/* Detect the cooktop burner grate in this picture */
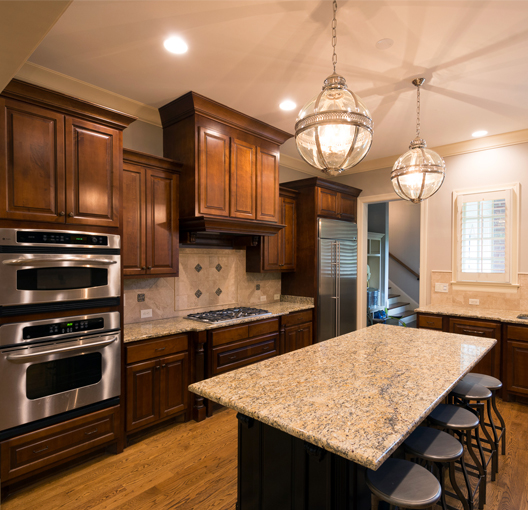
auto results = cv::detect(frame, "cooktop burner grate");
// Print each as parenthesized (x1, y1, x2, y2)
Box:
(186, 307, 271, 323)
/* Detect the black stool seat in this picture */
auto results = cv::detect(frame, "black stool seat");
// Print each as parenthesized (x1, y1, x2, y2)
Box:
(404, 426, 464, 462)
(451, 380, 492, 400)
(464, 373, 502, 392)
(429, 404, 479, 430)
(366, 458, 442, 509)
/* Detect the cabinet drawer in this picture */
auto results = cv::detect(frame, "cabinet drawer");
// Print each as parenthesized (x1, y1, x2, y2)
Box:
(211, 324, 249, 347)
(212, 334, 278, 375)
(281, 310, 313, 327)
(1, 406, 118, 481)
(449, 318, 500, 338)
(418, 314, 443, 330)
(127, 334, 188, 364)
(248, 318, 279, 338)
(506, 325, 528, 342)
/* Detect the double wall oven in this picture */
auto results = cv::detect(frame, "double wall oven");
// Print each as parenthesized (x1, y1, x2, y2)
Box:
(0, 229, 122, 437)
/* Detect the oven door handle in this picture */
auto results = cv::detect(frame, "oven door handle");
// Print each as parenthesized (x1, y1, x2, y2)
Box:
(2, 258, 117, 266)
(5, 336, 118, 361)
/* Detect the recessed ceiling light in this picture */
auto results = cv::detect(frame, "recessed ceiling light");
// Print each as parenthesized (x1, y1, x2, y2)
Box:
(279, 100, 297, 111)
(376, 38, 394, 50)
(164, 36, 188, 54)
(472, 130, 488, 138)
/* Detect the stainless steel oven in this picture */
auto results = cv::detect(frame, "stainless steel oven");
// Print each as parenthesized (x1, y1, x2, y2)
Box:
(0, 228, 120, 316)
(0, 312, 121, 432)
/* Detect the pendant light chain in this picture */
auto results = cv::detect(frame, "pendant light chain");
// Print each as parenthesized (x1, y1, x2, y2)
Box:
(416, 84, 421, 138)
(332, 0, 338, 73)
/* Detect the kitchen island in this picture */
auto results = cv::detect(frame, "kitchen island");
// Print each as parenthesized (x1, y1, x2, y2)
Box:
(189, 324, 496, 510)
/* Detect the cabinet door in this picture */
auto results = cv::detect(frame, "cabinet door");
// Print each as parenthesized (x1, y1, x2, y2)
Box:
(263, 233, 281, 271)
(297, 322, 313, 350)
(283, 325, 299, 354)
(123, 164, 146, 276)
(230, 138, 256, 219)
(65, 117, 120, 227)
(160, 352, 189, 419)
(449, 318, 501, 378)
(281, 196, 296, 270)
(505, 340, 528, 396)
(256, 147, 279, 223)
(1, 99, 65, 223)
(198, 127, 230, 217)
(146, 169, 179, 276)
(338, 193, 356, 222)
(317, 188, 339, 217)
(126, 360, 159, 432)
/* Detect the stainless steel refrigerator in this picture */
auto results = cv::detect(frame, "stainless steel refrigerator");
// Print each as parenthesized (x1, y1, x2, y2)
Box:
(318, 218, 357, 341)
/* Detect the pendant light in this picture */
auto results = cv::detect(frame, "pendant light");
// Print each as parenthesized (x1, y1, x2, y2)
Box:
(294, 0, 373, 177)
(391, 78, 446, 203)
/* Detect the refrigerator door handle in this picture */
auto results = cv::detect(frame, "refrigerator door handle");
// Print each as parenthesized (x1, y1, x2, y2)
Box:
(337, 242, 341, 336)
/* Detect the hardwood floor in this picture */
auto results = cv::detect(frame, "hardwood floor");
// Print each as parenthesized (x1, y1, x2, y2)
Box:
(2, 400, 528, 510)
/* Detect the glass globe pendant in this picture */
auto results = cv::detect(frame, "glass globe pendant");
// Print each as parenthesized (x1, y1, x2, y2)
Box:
(294, 1, 373, 177)
(391, 78, 446, 204)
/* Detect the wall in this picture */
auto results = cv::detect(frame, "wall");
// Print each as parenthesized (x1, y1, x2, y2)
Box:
(279, 166, 311, 183)
(123, 120, 163, 157)
(335, 142, 528, 307)
(124, 248, 281, 324)
(388, 200, 420, 302)
(368, 202, 388, 234)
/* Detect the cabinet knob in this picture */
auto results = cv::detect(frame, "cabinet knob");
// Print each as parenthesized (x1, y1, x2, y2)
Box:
(141, 266, 146, 270)
(59, 211, 65, 216)
(162, 364, 166, 368)
(148, 266, 152, 270)
(156, 366, 160, 370)
(68, 212, 74, 217)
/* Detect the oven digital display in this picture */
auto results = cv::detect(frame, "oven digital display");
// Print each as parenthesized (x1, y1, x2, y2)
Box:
(22, 317, 105, 340)
(17, 231, 108, 246)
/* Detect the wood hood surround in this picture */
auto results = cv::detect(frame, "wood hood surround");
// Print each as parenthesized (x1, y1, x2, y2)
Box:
(159, 92, 293, 243)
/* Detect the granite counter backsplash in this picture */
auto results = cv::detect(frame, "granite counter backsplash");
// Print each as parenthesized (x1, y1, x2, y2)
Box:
(416, 304, 528, 325)
(124, 301, 314, 343)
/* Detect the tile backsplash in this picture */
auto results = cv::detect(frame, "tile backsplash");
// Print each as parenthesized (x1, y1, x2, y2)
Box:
(124, 248, 281, 324)
(430, 271, 528, 310)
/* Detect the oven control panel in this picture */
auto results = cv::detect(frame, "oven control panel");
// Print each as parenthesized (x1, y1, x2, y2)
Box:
(17, 231, 109, 246)
(23, 318, 105, 340)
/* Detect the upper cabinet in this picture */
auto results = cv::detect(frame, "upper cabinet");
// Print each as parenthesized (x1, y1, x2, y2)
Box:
(0, 80, 135, 228)
(123, 149, 181, 278)
(316, 186, 358, 222)
(159, 92, 291, 240)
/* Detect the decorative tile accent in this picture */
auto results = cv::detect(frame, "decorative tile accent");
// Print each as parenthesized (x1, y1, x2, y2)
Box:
(195, 264, 203, 273)
(216, 263, 222, 272)
(216, 288, 222, 296)
(256, 284, 261, 290)
(195, 289, 202, 298)
(137, 293, 145, 302)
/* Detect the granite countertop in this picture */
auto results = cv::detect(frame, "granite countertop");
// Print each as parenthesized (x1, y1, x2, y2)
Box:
(189, 324, 495, 470)
(416, 304, 528, 325)
(124, 301, 314, 343)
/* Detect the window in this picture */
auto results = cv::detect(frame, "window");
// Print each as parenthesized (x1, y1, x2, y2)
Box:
(452, 184, 520, 286)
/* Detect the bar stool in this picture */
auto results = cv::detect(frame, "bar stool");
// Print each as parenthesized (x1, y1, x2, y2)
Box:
(463, 373, 506, 457)
(450, 380, 497, 482)
(428, 404, 485, 510)
(366, 458, 441, 509)
(403, 426, 469, 510)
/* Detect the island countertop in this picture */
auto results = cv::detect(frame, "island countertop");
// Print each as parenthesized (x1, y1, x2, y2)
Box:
(189, 324, 495, 470)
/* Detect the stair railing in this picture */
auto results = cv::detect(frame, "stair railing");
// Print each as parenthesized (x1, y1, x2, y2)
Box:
(389, 252, 419, 280)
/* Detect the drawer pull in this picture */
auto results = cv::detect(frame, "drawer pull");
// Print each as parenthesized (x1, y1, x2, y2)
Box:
(85, 428, 98, 436)
(33, 446, 49, 454)
(228, 355, 237, 360)
(426, 321, 435, 325)
(155, 347, 166, 351)
(263, 346, 270, 350)
(462, 329, 486, 336)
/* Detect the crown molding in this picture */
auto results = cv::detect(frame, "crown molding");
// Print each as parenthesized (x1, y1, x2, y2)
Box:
(14, 62, 161, 127)
(344, 128, 528, 175)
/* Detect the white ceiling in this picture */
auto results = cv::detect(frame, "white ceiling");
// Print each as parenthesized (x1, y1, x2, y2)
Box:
(24, 0, 528, 171)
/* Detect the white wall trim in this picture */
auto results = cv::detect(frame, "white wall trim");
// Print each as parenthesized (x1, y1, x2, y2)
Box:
(15, 62, 162, 127)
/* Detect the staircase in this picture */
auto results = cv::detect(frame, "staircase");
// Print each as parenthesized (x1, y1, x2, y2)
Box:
(386, 291, 417, 328)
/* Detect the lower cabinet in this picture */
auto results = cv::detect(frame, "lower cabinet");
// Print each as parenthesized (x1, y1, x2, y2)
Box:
(1, 406, 119, 486)
(504, 325, 528, 397)
(280, 310, 314, 354)
(126, 334, 189, 434)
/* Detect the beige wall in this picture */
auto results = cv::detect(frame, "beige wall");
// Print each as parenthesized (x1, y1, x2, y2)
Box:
(335, 142, 528, 305)
(123, 120, 163, 157)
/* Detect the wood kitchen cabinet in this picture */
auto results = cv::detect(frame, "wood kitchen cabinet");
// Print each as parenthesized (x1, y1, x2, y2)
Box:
(0, 81, 135, 227)
(317, 186, 358, 222)
(122, 149, 181, 277)
(246, 187, 297, 273)
(504, 325, 528, 398)
(126, 334, 189, 434)
(280, 310, 314, 354)
(159, 92, 291, 241)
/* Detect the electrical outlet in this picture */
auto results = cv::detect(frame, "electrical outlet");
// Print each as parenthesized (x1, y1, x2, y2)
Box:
(274, 294, 280, 301)
(434, 283, 449, 293)
(260, 295, 266, 302)
(141, 309, 153, 318)
(469, 299, 479, 305)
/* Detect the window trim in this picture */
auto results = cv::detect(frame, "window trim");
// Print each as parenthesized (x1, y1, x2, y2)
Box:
(451, 182, 520, 290)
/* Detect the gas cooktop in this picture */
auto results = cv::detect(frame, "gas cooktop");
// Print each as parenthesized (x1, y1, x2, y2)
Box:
(186, 307, 271, 323)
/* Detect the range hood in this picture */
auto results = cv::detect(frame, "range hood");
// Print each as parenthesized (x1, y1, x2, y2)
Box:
(159, 92, 292, 243)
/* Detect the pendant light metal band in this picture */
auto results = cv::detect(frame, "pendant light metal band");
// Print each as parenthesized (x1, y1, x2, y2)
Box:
(332, 0, 338, 73)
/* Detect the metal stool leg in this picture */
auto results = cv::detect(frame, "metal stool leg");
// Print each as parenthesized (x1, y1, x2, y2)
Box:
(491, 391, 507, 455)
(449, 457, 470, 510)
(435, 462, 447, 510)
(466, 427, 485, 510)
(486, 397, 500, 476)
